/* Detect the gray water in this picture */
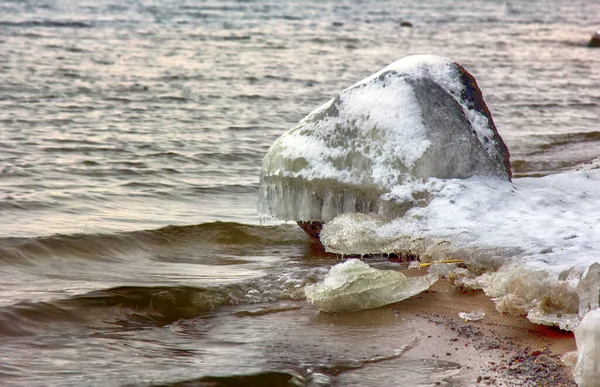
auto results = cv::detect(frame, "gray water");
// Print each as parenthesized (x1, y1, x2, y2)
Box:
(0, 0, 599, 385)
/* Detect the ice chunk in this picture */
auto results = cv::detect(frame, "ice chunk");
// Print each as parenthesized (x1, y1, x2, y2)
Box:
(578, 263, 600, 318)
(458, 310, 485, 322)
(574, 309, 600, 386)
(258, 55, 510, 222)
(304, 259, 436, 313)
(527, 309, 579, 331)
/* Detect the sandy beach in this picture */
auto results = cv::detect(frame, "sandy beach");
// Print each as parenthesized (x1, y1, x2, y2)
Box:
(393, 273, 577, 386)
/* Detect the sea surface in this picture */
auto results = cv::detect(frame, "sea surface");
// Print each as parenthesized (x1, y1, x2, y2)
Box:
(0, 0, 599, 385)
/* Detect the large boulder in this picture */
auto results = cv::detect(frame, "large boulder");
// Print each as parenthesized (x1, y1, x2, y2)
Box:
(258, 55, 511, 224)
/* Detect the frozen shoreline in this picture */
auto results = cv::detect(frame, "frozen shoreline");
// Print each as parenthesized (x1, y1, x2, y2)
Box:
(319, 169, 600, 330)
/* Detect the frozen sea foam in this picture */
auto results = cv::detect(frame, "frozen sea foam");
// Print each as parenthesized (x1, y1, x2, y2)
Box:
(258, 55, 510, 222)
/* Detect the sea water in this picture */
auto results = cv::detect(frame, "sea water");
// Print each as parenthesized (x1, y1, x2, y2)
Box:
(0, 0, 599, 385)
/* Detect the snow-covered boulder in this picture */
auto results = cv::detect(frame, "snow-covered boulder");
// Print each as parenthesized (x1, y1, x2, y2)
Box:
(258, 55, 511, 223)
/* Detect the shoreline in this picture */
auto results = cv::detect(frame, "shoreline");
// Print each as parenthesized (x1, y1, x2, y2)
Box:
(395, 275, 577, 386)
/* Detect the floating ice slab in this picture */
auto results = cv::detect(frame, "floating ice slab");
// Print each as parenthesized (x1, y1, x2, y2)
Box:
(258, 55, 510, 222)
(304, 259, 437, 313)
(320, 170, 600, 328)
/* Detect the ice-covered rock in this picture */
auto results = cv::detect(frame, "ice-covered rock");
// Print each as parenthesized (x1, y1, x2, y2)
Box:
(258, 55, 511, 222)
(574, 308, 600, 386)
(304, 259, 437, 313)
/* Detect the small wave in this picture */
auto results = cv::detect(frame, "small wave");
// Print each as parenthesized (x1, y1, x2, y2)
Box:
(44, 44, 88, 53)
(182, 11, 212, 19)
(74, 285, 232, 324)
(0, 265, 317, 336)
(152, 222, 308, 246)
(536, 131, 600, 152)
(0, 222, 309, 266)
(185, 34, 253, 41)
(220, 34, 251, 41)
(156, 370, 305, 387)
(227, 125, 260, 131)
(0, 20, 93, 28)
(0, 285, 233, 336)
(233, 94, 281, 101)
(513, 131, 600, 176)
(158, 95, 188, 102)
(180, 5, 246, 12)
(190, 184, 257, 194)
(281, 15, 304, 21)
(41, 145, 126, 154)
(0, 198, 56, 212)
(120, 181, 175, 189)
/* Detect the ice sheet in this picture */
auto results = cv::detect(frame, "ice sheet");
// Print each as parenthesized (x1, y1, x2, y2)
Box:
(320, 170, 600, 328)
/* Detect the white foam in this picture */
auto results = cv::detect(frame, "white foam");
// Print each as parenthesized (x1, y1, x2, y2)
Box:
(320, 169, 600, 328)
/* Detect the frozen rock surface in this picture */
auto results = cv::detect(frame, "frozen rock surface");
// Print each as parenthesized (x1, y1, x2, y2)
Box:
(304, 259, 436, 313)
(574, 309, 600, 386)
(258, 55, 511, 222)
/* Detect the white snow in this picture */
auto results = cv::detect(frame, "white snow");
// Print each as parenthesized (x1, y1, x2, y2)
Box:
(265, 65, 430, 187)
(320, 169, 600, 328)
(374, 55, 500, 165)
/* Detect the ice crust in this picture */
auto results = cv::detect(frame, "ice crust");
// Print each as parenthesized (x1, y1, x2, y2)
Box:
(320, 170, 600, 329)
(574, 309, 600, 386)
(304, 259, 437, 313)
(258, 55, 510, 222)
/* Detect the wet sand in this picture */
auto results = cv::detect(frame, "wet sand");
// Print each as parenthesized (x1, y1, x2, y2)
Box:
(396, 275, 577, 386)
